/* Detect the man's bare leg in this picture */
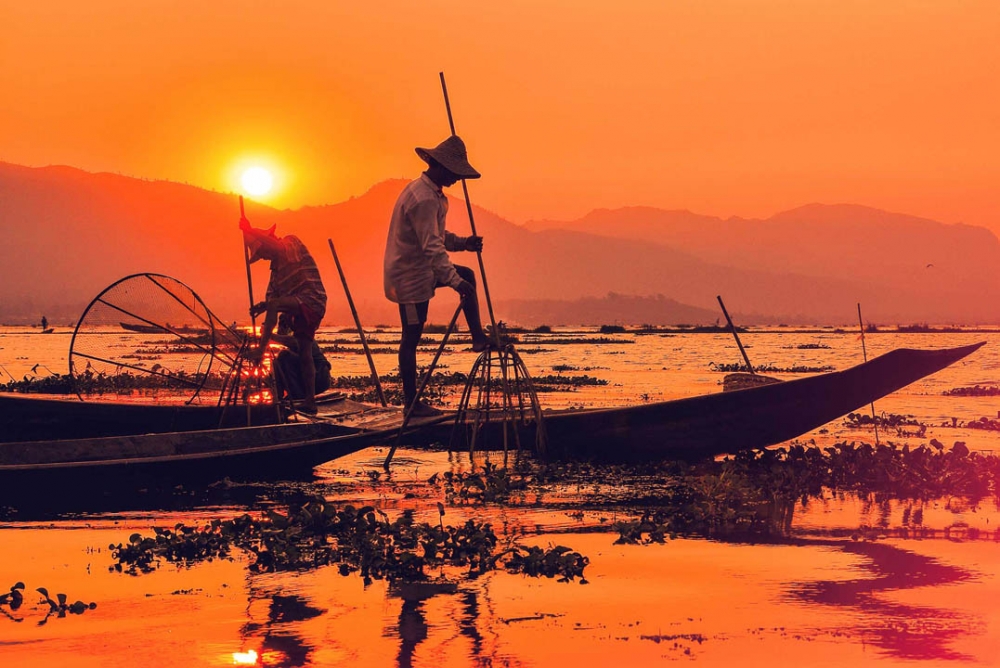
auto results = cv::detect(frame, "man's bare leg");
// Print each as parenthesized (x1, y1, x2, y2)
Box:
(455, 266, 488, 351)
(297, 334, 317, 412)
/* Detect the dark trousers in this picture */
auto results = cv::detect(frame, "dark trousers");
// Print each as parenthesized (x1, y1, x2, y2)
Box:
(398, 265, 484, 407)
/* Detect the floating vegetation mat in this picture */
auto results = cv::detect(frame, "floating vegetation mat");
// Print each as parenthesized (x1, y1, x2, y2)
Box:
(330, 371, 608, 405)
(433, 441, 1000, 546)
(0, 369, 228, 396)
(943, 384, 1000, 397)
(710, 361, 836, 373)
(845, 411, 1000, 434)
(109, 498, 589, 585)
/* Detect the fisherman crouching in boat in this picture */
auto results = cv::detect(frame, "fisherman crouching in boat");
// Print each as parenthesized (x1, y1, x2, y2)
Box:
(271, 313, 332, 403)
(383, 135, 489, 417)
(241, 218, 328, 415)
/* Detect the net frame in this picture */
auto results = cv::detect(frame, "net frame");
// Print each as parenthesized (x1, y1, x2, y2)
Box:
(68, 273, 242, 404)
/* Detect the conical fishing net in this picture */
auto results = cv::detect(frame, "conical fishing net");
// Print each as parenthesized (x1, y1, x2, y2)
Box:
(69, 273, 246, 403)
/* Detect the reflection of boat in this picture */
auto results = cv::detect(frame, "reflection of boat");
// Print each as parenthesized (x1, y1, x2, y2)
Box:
(119, 321, 208, 335)
(0, 343, 983, 481)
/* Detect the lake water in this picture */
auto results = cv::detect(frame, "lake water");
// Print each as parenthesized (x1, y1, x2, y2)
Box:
(2, 326, 1000, 666)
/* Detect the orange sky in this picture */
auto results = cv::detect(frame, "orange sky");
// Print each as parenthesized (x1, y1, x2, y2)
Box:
(2, 1, 999, 229)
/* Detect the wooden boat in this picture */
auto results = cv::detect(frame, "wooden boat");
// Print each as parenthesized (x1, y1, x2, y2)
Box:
(119, 321, 207, 335)
(0, 398, 448, 498)
(0, 343, 985, 492)
(0, 392, 286, 443)
(431, 342, 987, 461)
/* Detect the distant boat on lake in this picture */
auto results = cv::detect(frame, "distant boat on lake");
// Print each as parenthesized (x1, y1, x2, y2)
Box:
(119, 321, 207, 335)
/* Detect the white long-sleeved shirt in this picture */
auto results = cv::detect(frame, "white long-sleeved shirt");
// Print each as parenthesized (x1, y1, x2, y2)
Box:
(383, 174, 467, 304)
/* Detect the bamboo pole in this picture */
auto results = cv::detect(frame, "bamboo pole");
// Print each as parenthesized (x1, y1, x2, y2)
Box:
(239, 196, 282, 424)
(240, 196, 258, 344)
(328, 239, 386, 407)
(240, 196, 257, 424)
(439, 72, 518, 460)
(717, 295, 754, 374)
(857, 303, 880, 445)
(439, 72, 501, 347)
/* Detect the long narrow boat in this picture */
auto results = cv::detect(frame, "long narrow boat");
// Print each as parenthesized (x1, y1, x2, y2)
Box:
(0, 343, 985, 494)
(119, 321, 207, 335)
(0, 392, 284, 443)
(0, 399, 448, 501)
(430, 342, 987, 461)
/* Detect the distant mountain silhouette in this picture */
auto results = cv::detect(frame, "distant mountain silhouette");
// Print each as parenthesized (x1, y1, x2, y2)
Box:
(525, 204, 1000, 323)
(2, 162, 998, 327)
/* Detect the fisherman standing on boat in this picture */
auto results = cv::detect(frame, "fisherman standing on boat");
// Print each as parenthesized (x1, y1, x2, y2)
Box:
(384, 135, 489, 417)
(240, 219, 327, 415)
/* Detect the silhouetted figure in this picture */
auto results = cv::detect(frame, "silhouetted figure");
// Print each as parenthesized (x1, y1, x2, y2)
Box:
(384, 135, 488, 417)
(241, 218, 327, 414)
(40, 316, 48, 330)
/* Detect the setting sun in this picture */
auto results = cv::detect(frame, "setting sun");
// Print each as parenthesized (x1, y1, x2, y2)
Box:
(241, 167, 273, 197)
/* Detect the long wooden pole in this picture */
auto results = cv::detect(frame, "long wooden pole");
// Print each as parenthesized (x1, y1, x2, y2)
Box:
(439, 71, 501, 347)
(328, 239, 386, 407)
(239, 196, 257, 424)
(858, 303, 880, 444)
(240, 196, 258, 343)
(717, 295, 755, 374)
(439, 72, 519, 461)
(238, 197, 283, 424)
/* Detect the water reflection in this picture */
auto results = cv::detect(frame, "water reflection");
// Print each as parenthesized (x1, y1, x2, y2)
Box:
(787, 538, 978, 662)
(242, 590, 324, 667)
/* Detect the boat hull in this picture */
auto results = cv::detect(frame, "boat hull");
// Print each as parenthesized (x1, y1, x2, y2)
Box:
(0, 393, 281, 443)
(0, 343, 985, 498)
(428, 343, 986, 461)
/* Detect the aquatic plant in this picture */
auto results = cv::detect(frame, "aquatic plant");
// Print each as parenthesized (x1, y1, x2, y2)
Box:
(109, 496, 588, 584)
(442, 461, 531, 505)
(441, 442, 1000, 546)
(0, 582, 96, 624)
(843, 412, 927, 436)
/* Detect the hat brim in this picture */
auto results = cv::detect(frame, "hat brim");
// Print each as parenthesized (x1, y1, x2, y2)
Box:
(415, 147, 481, 179)
(243, 228, 273, 262)
(245, 238, 265, 262)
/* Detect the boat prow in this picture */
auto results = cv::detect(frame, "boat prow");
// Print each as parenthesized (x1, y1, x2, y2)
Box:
(534, 342, 986, 461)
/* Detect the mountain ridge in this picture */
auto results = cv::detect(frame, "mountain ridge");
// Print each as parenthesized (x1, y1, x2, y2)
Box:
(2, 161, 998, 326)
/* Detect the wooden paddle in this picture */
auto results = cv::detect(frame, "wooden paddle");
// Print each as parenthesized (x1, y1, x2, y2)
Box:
(328, 239, 386, 407)
(858, 303, 880, 445)
(717, 295, 754, 373)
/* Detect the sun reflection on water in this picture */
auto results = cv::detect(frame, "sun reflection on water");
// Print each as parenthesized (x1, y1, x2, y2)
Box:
(232, 648, 259, 665)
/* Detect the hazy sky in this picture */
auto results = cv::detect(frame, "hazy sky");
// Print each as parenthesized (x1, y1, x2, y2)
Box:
(3, 1, 999, 228)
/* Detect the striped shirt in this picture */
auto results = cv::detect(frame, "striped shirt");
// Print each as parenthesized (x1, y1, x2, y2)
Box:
(265, 235, 327, 319)
(383, 174, 468, 304)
